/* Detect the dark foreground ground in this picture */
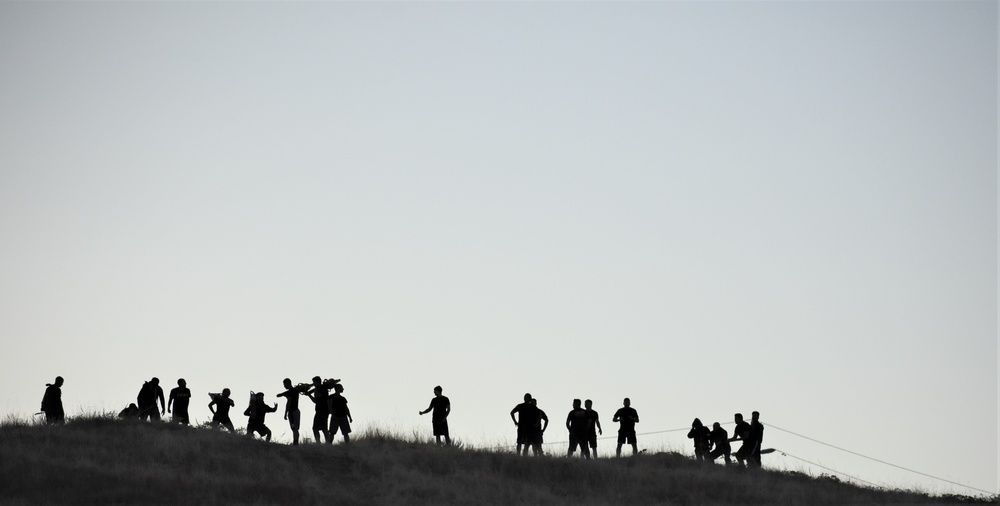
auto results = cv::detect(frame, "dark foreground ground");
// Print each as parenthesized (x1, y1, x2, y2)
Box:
(0, 415, 993, 505)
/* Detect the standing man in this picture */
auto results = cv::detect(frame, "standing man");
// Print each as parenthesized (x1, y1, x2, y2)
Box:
(612, 398, 639, 457)
(687, 418, 711, 461)
(527, 398, 548, 456)
(419, 385, 451, 446)
(40, 376, 64, 424)
(729, 413, 751, 467)
(208, 388, 236, 432)
(306, 376, 331, 444)
(137, 377, 165, 422)
(277, 378, 308, 445)
(509, 393, 533, 455)
(584, 399, 603, 458)
(566, 399, 591, 459)
(168, 379, 191, 425)
(328, 383, 353, 444)
(748, 411, 764, 468)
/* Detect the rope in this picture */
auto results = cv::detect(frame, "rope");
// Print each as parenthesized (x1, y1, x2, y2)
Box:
(776, 449, 884, 489)
(767, 423, 995, 495)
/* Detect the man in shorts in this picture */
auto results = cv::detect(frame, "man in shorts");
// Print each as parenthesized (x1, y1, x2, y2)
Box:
(613, 397, 639, 457)
(208, 388, 235, 432)
(729, 413, 752, 467)
(306, 376, 331, 444)
(527, 398, 549, 456)
(277, 378, 307, 445)
(509, 393, 533, 455)
(168, 378, 191, 425)
(327, 383, 352, 444)
(419, 385, 451, 446)
(566, 399, 591, 459)
(584, 399, 603, 458)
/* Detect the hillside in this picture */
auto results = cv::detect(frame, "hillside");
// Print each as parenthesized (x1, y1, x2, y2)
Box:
(0, 416, 991, 505)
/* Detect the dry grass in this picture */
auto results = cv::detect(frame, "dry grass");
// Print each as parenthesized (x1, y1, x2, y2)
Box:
(0, 414, 993, 505)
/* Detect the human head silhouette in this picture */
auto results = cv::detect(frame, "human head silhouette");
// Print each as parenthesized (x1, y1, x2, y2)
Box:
(623, 398, 631, 407)
(524, 393, 532, 402)
(585, 399, 593, 409)
(713, 422, 721, 430)
(751, 411, 759, 422)
(312, 376, 322, 386)
(333, 383, 344, 394)
(283, 378, 292, 389)
(692, 418, 703, 428)
(150, 377, 159, 385)
(178, 379, 186, 387)
(434, 385, 442, 396)
(735, 413, 744, 422)
(54, 376, 64, 387)
(222, 388, 231, 398)
(573, 399, 582, 409)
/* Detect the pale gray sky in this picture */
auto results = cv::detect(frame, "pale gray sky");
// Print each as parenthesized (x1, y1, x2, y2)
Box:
(0, 0, 996, 496)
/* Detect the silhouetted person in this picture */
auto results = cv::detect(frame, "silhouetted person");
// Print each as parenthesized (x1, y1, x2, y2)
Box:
(729, 413, 751, 466)
(419, 385, 451, 446)
(584, 399, 603, 458)
(168, 378, 191, 425)
(709, 422, 732, 465)
(528, 398, 549, 456)
(306, 376, 331, 443)
(277, 378, 309, 445)
(613, 398, 639, 457)
(208, 388, 235, 432)
(118, 403, 139, 419)
(748, 411, 764, 468)
(327, 383, 352, 444)
(509, 393, 533, 455)
(137, 377, 165, 422)
(687, 418, 711, 461)
(245, 392, 278, 442)
(40, 376, 64, 424)
(566, 399, 591, 459)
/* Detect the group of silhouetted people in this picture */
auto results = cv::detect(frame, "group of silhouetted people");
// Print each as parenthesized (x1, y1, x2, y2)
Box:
(510, 395, 641, 459)
(39, 376, 762, 467)
(688, 411, 764, 468)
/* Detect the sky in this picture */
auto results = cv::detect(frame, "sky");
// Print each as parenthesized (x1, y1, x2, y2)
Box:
(0, 0, 996, 497)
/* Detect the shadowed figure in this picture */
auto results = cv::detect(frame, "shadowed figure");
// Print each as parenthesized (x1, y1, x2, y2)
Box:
(528, 398, 549, 456)
(40, 376, 64, 424)
(709, 421, 732, 465)
(687, 418, 711, 461)
(168, 379, 191, 425)
(277, 379, 309, 445)
(748, 411, 764, 468)
(306, 376, 337, 444)
(566, 399, 591, 459)
(327, 383, 352, 444)
(509, 393, 533, 455)
(208, 388, 235, 432)
(137, 377, 165, 422)
(419, 385, 451, 446)
(584, 400, 603, 458)
(118, 403, 139, 419)
(613, 397, 639, 457)
(245, 392, 278, 442)
(729, 413, 751, 467)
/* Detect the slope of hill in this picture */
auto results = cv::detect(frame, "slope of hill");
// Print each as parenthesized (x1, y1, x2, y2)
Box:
(0, 415, 991, 505)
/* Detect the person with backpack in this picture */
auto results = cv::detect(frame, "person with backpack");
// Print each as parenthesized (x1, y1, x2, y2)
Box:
(245, 392, 278, 442)
(40, 376, 64, 424)
(137, 377, 165, 422)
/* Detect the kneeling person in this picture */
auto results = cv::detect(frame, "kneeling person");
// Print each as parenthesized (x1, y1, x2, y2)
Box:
(246, 392, 278, 442)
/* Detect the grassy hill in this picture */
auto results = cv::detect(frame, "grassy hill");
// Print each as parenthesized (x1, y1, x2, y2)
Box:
(0, 415, 992, 505)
